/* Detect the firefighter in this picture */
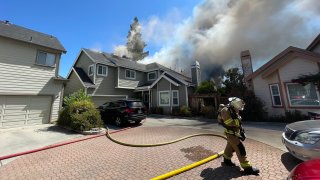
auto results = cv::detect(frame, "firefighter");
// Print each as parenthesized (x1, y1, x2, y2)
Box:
(218, 97, 260, 175)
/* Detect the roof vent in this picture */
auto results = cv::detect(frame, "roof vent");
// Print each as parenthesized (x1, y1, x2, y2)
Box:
(29, 36, 33, 42)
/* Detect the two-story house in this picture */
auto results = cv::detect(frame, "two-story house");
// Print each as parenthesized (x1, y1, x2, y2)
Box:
(65, 48, 201, 114)
(0, 20, 67, 128)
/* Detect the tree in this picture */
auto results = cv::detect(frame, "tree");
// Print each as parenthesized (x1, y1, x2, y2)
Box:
(126, 17, 149, 61)
(222, 67, 246, 96)
(195, 80, 217, 94)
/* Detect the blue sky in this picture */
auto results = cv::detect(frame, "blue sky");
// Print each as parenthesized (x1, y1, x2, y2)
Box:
(1, 0, 320, 79)
(1, 0, 199, 77)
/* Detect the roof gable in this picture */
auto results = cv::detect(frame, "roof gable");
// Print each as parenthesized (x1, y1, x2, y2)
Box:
(0, 20, 66, 53)
(247, 46, 320, 80)
(307, 33, 320, 51)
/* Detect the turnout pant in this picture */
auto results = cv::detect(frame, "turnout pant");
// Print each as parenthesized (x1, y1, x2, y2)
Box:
(223, 133, 251, 169)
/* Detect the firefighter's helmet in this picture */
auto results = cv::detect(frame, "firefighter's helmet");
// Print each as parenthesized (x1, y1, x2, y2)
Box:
(228, 97, 245, 111)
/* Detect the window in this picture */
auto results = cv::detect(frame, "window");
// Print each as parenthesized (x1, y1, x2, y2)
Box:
(88, 65, 94, 76)
(159, 91, 170, 106)
(269, 84, 282, 106)
(172, 90, 179, 106)
(286, 83, 320, 106)
(97, 65, 108, 76)
(36, 51, 56, 66)
(125, 69, 136, 79)
(148, 71, 157, 81)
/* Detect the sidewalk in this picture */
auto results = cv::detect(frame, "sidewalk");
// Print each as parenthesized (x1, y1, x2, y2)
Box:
(0, 124, 83, 166)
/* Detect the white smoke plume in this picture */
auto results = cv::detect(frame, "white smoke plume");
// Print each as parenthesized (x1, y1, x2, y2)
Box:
(141, 0, 320, 80)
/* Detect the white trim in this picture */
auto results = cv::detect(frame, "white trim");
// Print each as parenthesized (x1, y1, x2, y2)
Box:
(286, 83, 320, 107)
(116, 86, 136, 90)
(88, 64, 94, 76)
(125, 69, 136, 79)
(172, 90, 179, 106)
(97, 64, 108, 76)
(164, 71, 189, 85)
(67, 49, 96, 79)
(269, 84, 282, 106)
(158, 91, 170, 106)
(72, 68, 86, 88)
(147, 71, 157, 81)
(150, 72, 180, 88)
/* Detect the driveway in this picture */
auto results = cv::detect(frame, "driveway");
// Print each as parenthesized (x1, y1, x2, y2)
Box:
(0, 116, 300, 179)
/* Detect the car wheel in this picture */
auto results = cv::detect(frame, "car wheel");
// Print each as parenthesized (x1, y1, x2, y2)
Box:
(115, 117, 123, 127)
(134, 120, 141, 125)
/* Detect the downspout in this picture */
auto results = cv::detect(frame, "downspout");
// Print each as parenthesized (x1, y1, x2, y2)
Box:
(185, 85, 188, 107)
(170, 82, 172, 113)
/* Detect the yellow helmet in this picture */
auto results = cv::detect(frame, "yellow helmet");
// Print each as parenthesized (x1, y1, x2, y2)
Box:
(228, 97, 245, 111)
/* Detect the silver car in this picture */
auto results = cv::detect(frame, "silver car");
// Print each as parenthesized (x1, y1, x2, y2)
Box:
(282, 120, 320, 161)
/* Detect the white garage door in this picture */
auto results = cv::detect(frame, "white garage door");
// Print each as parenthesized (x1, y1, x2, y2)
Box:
(0, 96, 52, 128)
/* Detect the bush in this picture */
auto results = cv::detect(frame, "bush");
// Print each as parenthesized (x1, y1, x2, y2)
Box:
(150, 107, 163, 114)
(179, 105, 192, 117)
(58, 90, 103, 131)
(200, 106, 215, 119)
(241, 91, 267, 121)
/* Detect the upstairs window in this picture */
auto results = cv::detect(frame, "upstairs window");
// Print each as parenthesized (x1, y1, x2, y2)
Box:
(36, 51, 56, 67)
(148, 71, 157, 81)
(269, 84, 282, 106)
(125, 69, 136, 79)
(88, 65, 94, 76)
(97, 65, 108, 76)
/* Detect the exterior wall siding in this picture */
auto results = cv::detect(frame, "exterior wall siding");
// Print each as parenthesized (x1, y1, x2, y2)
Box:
(253, 57, 320, 117)
(118, 67, 146, 88)
(64, 71, 84, 96)
(75, 52, 94, 83)
(0, 36, 64, 123)
(278, 57, 320, 114)
(93, 66, 134, 97)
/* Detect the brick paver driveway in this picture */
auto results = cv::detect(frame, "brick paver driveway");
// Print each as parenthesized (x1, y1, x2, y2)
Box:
(0, 126, 300, 180)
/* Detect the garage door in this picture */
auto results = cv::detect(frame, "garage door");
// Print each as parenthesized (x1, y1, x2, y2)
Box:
(91, 96, 127, 107)
(0, 96, 52, 128)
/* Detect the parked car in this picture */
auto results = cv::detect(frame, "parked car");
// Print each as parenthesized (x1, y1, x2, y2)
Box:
(287, 159, 320, 180)
(98, 99, 147, 127)
(282, 120, 320, 161)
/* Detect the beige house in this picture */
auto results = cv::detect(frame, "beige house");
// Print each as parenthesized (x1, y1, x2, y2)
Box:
(0, 20, 67, 128)
(245, 34, 320, 117)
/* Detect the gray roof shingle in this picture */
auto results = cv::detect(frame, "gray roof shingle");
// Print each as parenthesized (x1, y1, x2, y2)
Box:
(81, 48, 192, 83)
(0, 20, 66, 52)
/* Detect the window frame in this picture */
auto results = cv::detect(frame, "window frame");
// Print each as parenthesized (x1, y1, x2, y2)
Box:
(88, 65, 94, 76)
(172, 90, 179, 106)
(286, 82, 320, 107)
(159, 91, 170, 106)
(97, 64, 108, 76)
(35, 50, 56, 67)
(125, 69, 136, 80)
(147, 71, 157, 81)
(269, 83, 282, 107)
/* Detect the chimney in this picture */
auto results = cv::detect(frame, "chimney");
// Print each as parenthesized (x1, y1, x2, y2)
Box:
(191, 60, 201, 87)
(241, 50, 253, 90)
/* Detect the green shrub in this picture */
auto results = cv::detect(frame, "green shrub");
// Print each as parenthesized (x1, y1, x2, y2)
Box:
(63, 89, 91, 107)
(58, 90, 103, 131)
(200, 106, 215, 119)
(179, 105, 192, 117)
(150, 107, 164, 114)
(241, 91, 267, 121)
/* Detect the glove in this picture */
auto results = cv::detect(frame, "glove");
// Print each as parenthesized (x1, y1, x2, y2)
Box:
(239, 129, 246, 141)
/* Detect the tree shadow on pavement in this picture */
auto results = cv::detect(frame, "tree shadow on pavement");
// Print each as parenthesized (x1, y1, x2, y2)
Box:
(200, 166, 243, 180)
(281, 152, 303, 171)
(36, 125, 78, 135)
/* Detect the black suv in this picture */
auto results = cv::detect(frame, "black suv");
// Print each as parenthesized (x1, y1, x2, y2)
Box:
(98, 99, 147, 126)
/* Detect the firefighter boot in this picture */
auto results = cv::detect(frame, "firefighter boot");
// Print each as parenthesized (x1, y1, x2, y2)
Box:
(223, 158, 236, 166)
(243, 167, 260, 175)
